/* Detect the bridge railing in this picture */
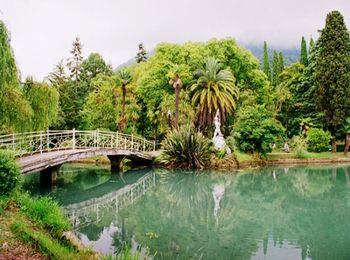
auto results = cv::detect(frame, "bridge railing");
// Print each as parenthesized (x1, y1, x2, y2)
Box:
(0, 129, 155, 158)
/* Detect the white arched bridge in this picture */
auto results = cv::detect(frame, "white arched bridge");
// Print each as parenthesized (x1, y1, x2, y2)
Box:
(0, 129, 157, 180)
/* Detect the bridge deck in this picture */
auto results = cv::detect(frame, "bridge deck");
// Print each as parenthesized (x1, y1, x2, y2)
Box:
(18, 148, 155, 174)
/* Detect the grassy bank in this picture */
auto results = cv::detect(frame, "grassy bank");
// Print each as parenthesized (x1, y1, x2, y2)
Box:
(267, 151, 350, 160)
(0, 193, 97, 260)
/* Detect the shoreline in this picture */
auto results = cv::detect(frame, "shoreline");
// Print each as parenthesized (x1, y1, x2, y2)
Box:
(70, 156, 350, 170)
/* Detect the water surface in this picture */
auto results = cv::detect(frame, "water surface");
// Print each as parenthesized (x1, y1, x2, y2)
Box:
(23, 164, 350, 260)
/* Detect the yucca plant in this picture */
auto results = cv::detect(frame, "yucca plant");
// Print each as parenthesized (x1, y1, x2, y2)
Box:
(160, 125, 211, 169)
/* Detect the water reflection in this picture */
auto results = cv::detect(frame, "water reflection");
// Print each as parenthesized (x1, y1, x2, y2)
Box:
(23, 164, 350, 259)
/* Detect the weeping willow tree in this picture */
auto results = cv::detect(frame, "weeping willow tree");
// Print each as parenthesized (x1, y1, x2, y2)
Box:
(23, 78, 59, 131)
(0, 21, 32, 133)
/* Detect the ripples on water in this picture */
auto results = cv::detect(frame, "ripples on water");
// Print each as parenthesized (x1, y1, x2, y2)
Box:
(23, 164, 350, 260)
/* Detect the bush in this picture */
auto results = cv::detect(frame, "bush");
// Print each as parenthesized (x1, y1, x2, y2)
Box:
(160, 125, 211, 169)
(216, 149, 226, 159)
(233, 105, 285, 157)
(307, 128, 332, 152)
(0, 150, 20, 195)
(291, 136, 308, 159)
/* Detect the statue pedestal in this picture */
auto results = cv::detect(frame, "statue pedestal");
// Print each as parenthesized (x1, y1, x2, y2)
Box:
(212, 134, 231, 155)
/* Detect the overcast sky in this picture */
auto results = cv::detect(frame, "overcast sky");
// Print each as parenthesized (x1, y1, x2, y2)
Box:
(1, 0, 350, 81)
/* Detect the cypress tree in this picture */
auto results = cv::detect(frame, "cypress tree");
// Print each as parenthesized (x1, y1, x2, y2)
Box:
(272, 51, 280, 86)
(300, 36, 308, 67)
(263, 41, 271, 81)
(309, 37, 315, 50)
(278, 52, 284, 72)
(315, 10, 350, 152)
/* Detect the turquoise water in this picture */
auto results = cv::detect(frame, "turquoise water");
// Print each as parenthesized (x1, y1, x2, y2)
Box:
(23, 164, 350, 259)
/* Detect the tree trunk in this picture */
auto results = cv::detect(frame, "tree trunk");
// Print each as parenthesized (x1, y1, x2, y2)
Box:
(331, 136, 337, 153)
(174, 88, 180, 129)
(344, 133, 350, 154)
(121, 85, 126, 132)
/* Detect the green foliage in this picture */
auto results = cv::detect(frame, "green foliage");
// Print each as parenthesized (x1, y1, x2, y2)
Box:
(263, 41, 271, 80)
(276, 63, 304, 132)
(315, 11, 350, 137)
(82, 75, 119, 130)
(0, 150, 20, 195)
(291, 136, 308, 159)
(0, 20, 32, 132)
(79, 53, 112, 99)
(191, 57, 239, 129)
(278, 52, 284, 72)
(300, 36, 308, 66)
(216, 149, 226, 159)
(307, 128, 332, 152)
(160, 125, 211, 169)
(136, 38, 269, 138)
(24, 80, 59, 131)
(233, 105, 285, 157)
(17, 193, 70, 237)
(271, 51, 284, 88)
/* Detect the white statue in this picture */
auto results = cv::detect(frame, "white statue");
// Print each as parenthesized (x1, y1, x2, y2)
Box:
(212, 109, 226, 150)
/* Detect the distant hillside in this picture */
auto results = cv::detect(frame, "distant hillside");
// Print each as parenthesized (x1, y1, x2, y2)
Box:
(115, 44, 299, 70)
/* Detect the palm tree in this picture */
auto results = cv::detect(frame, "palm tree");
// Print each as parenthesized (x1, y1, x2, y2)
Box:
(191, 57, 239, 129)
(116, 68, 132, 132)
(169, 75, 182, 128)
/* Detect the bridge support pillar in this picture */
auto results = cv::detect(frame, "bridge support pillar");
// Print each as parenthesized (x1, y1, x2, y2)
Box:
(40, 164, 61, 186)
(108, 155, 124, 173)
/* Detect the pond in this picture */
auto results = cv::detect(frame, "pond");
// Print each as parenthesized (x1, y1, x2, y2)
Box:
(23, 164, 350, 260)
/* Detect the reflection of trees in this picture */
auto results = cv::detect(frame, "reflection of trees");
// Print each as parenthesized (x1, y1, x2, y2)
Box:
(117, 165, 350, 260)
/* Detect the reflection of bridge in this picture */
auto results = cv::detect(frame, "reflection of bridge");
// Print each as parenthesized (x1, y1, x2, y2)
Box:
(64, 172, 156, 229)
(0, 129, 156, 177)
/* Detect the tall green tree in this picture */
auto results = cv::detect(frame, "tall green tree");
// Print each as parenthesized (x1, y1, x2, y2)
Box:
(278, 52, 284, 73)
(300, 36, 308, 67)
(309, 37, 315, 50)
(191, 57, 239, 129)
(315, 10, 350, 152)
(116, 68, 132, 131)
(272, 51, 280, 86)
(0, 20, 32, 132)
(47, 60, 67, 86)
(67, 37, 83, 81)
(262, 41, 271, 81)
(135, 43, 147, 63)
(82, 75, 119, 130)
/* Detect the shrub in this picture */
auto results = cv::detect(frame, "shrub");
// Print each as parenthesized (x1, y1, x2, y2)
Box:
(216, 149, 226, 159)
(233, 105, 285, 157)
(160, 125, 211, 169)
(307, 128, 332, 152)
(0, 150, 20, 195)
(291, 136, 308, 159)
